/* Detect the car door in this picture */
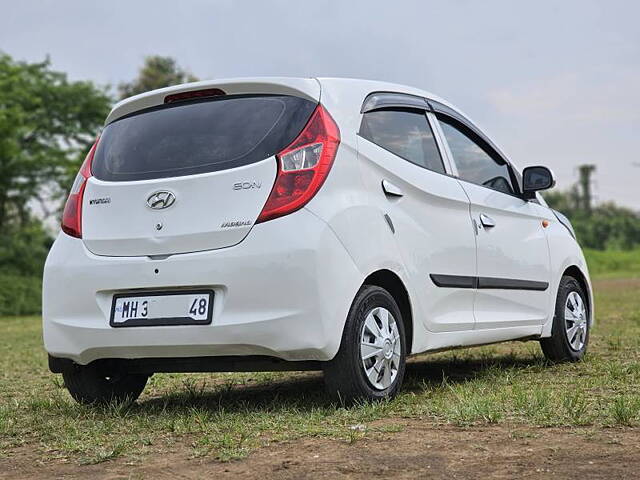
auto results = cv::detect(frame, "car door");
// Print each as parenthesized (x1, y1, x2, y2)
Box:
(357, 93, 477, 333)
(434, 110, 551, 329)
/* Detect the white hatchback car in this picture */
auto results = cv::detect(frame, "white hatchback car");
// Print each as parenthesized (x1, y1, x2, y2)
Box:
(44, 78, 593, 405)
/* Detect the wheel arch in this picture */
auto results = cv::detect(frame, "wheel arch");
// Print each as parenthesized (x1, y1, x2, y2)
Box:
(362, 269, 414, 354)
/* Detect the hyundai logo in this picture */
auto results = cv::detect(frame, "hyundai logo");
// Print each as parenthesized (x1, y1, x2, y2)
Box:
(146, 190, 176, 210)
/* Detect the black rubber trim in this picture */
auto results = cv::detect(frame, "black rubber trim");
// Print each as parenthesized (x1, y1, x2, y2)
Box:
(428, 99, 524, 194)
(430, 274, 548, 291)
(49, 355, 76, 373)
(428, 99, 507, 164)
(477, 277, 549, 291)
(429, 274, 477, 289)
(48, 354, 321, 374)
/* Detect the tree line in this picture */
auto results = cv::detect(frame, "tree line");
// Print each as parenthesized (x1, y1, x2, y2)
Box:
(544, 175, 640, 251)
(0, 53, 197, 314)
(0, 52, 638, 314)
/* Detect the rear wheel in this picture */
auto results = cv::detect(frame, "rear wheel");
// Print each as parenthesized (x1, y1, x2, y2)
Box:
(63, 364, 148, 405)
(323, 285, 406, 404)
(540, 275, 590, 362)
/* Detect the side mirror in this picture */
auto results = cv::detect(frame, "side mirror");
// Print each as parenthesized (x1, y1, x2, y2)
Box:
(522, 166, 556, 199)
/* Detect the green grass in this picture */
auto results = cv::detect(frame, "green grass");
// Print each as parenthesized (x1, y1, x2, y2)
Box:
(1, 277, 640, 464)
(0, 273, 41, 316)
(584, 248, 640, 278)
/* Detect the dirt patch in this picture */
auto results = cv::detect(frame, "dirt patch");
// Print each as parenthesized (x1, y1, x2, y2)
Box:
(2, 424, 638, 479)
(594, 276, 640, 286)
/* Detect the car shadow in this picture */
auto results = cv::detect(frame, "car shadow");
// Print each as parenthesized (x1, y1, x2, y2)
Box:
(134, 353, 546, 414)
(403, 353, 546, 390)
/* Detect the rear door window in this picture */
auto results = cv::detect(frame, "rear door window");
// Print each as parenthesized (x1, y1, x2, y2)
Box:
(359, 109, 445, 174)
(92, 95, 317, 182)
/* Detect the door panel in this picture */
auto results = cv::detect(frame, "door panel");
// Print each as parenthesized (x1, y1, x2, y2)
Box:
(357, 137, 477, 332)
(461, 182, 551, 329)
(435, 113, 552, 330)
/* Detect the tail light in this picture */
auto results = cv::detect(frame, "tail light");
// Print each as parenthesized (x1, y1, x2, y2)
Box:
(257, 104, 340, 223)
(61, 138, 99, 238)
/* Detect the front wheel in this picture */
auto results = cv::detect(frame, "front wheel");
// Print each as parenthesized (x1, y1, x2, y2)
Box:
(323, 285, 406, 404)
(540, 275, 590, 362)
(62, 364, 148, 405)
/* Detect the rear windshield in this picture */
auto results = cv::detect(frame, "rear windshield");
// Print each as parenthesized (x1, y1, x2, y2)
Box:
(92, 94, 317, 181)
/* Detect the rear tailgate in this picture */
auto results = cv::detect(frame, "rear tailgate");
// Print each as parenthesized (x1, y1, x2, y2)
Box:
(82, 80, 320, 257)
(83, 159, 276, 257)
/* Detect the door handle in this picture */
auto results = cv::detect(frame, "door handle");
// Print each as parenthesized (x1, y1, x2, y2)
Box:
(479, 214, 496, 228)
(382, 180, 403, 197)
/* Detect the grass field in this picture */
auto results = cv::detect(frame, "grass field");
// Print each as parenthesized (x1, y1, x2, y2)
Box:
(1, 274, 639, 472)
(584, 248, 640, 278)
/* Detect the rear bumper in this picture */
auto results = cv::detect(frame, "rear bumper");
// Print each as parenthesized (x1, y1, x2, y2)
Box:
(43, 208, 362, 365)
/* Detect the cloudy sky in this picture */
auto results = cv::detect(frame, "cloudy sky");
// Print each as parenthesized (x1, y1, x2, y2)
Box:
(2, 0, 639, 208)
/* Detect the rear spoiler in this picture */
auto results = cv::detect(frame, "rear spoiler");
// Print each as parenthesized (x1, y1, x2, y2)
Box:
(105, 77, 321, 125)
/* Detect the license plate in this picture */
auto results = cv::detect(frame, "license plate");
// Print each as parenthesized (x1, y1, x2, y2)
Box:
(110, 290, 213, 327)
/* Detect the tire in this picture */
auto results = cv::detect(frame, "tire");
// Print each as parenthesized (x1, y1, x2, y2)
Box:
(540, 275, 590, 362)
(62, 364, 148, 406)
(323, 285, 407, 404)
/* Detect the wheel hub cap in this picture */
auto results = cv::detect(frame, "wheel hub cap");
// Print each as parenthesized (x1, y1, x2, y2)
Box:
(565, 291, 587, 351)
(360, 307, 401, 390)
(383, 340, 393, 359)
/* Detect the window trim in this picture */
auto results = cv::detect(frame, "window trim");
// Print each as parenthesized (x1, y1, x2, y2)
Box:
(358, 106, 448, 176)
(426, 111, 458, 177)
(429, 99, 523, 191)
(428, 100, 504, 159)
(358, 91, 527, 191)
(435, 112, 523, 198)
(361, 91, 430, 114)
